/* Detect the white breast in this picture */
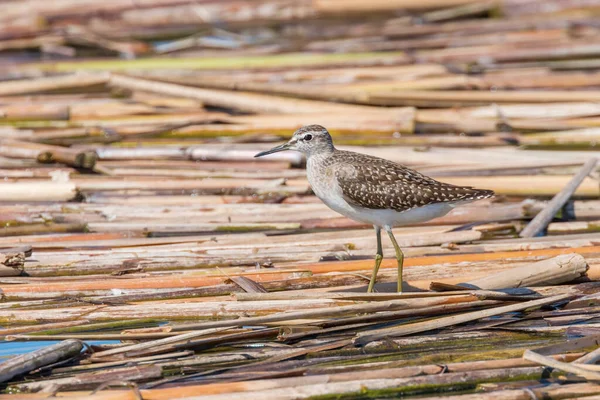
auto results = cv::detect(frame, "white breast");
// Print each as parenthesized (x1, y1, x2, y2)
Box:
(307, 157, 357, 218)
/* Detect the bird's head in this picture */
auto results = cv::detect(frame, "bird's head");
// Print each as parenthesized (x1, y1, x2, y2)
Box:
(254, 124, 334, 158)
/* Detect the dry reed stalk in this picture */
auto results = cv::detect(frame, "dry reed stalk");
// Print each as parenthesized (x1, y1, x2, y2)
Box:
(0, 232, 265, 250)
(314, 0, 484, 12)
(371, 90, 600, 107)
(573, 345, 600, 365)
(520, 158, 599, 237)
(482, 70, 600, 89)
(0, 295, 492, 324)
(0, 139, 97, 169)
(0, 182, 78, 202)
(18, 364, 598, 400)
(187, 146, 304, 166)
(52, 351, 193, 374)
(163, 296, 494, 334)
(175, 354, 582, 396)
(354, 294, 572, 344)
(0, 73, 109, 96)
(4, 246, 599, 298)
(73, 177, 309, 193)
(339, 146, 591, 170)
(523, 349, 600, 380)
(520, 129, 600, 147)
(63, 25, 150, 58)
(421, 1, 500, 22)
(98, 159, 292, 170)
(0, 223, 87, 237)
(125, 328, 280, 359)
(0, 103, 70, 121)
(102, 167, 306, 180)
(416, 382, 600, 400)
(138, 64, 448, 87)
(0, 321, 90, 337)
(305, 245, 600, 276)
(93, 146, 187, 160)
(437, 253, 589, 290)
(12, 365, 162, 392)
(69, 102, 159, 120)
(0, 232, 133, 246)
(138, 367, 551, 400)
(233, 290, 496, 302)
(0, 168, 76, 179)
(87, 221, 302, 234)
(6, 332, 183, 341)
(206, 110, 416, 134)
(464, 102, 600, 120)
(65, 173, 600, 197)
(0, 35, 64, 53)
(20, 379, 599, 400)
(0, 270, 314, 297)
(89, 327, 232, 360)
(548, 221, 600, 235)
(109, 74, 416, 120)
(439, 175, 600, 197)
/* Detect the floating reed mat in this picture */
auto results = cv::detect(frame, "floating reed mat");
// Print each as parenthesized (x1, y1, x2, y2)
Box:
(2, 1, 600, 399)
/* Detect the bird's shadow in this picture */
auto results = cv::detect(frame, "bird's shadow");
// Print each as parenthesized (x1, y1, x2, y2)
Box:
(334, 282, 544, 294)
(336, 281, 426, 293)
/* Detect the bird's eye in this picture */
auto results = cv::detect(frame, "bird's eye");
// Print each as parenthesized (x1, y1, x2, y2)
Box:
(304, 134, 313, 141)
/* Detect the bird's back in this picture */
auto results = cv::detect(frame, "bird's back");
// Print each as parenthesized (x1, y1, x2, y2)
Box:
(325, 150, 494, 213)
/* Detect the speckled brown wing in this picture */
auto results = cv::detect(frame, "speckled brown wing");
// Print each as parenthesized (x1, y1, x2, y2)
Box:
(332, 151, 494, 212)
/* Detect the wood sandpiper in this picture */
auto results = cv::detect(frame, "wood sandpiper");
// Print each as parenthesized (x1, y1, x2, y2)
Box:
(255, 125, 494, 293)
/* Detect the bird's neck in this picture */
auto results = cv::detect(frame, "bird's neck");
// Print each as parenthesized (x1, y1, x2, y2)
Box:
(306, 146, 336, 161)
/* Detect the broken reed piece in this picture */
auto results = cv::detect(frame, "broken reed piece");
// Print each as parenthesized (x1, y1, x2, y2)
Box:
(520, 158, 599, 238)
(0, 249, 28, 276)
(572, 346, 600, 365)
(0, 251, 26, 268)
(430, 253, 589, 291)
(0, 266, 22, 277)
(0, 139, 97, 169)
(523, 349, 600, 381)
(227, 276, 268, 293)
(0, 339, 83, 383)
(0, 182, 78, 202)
(0, 245, 33, 257)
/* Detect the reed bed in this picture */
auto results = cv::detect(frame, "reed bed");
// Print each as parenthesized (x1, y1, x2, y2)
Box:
(0, 0, 599, 399)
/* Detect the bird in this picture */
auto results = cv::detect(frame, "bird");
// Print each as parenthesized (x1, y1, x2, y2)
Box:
(254, 125, 494, 293)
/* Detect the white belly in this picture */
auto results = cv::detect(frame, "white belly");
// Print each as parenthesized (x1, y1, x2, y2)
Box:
(307, 159, 454, 228)
(320, 191, 454, 227)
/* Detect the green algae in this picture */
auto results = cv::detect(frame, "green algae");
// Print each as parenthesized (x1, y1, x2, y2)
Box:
(26, 318, 164, 336)
(308, 332, 564, 367)
(31, 52, 406, 72)
(307, 370, 545, 400)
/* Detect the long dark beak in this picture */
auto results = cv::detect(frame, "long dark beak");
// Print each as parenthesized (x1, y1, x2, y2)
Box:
(254, 142, 291, 158)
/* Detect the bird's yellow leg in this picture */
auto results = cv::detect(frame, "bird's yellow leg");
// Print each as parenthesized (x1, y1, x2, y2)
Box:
(367, 226, 383, 293)
(386, 227, 404, 293)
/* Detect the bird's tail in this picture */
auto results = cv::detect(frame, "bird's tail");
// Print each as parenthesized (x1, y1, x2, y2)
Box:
(469, 188, 495, 200)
